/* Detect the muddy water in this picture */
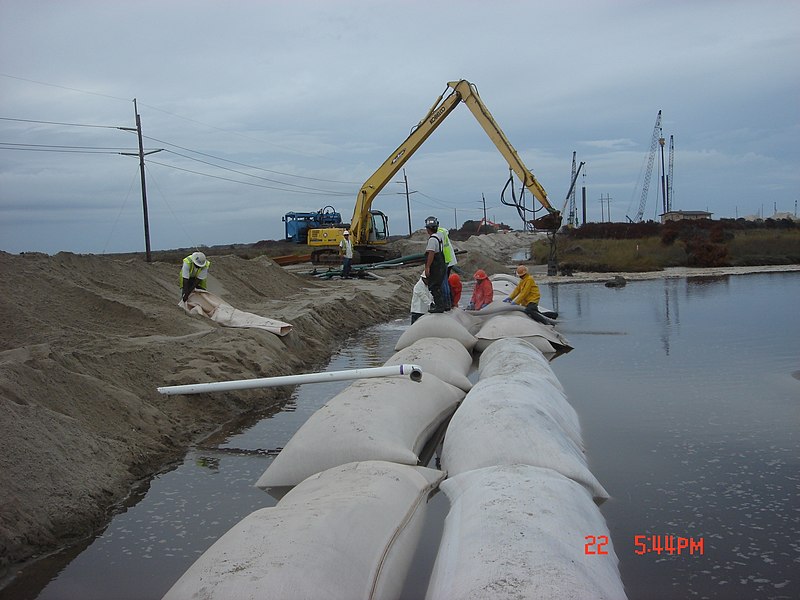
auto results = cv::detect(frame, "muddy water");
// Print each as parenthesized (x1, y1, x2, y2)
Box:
(4, 272, 798, 599)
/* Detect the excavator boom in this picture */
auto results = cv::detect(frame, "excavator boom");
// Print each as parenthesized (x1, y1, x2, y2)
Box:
(349, 79, 560, 244)
(308, 79, 560, 264)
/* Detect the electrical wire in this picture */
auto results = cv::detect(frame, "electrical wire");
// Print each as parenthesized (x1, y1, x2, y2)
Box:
(144, 158, 351, 196)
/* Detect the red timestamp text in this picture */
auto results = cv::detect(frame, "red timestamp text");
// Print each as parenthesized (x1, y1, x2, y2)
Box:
(634, 534, 704, 555)
(584, 535, 610, 555)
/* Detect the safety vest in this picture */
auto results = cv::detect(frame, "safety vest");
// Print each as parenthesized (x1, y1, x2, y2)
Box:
(438, 227, 455, 266)
(179, 256, 211, 289)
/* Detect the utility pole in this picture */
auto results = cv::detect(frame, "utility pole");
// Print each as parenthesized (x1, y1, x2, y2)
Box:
(120, 99, 162, 262)
(482, 193, 487, 234)
(402, 169, 412, 236)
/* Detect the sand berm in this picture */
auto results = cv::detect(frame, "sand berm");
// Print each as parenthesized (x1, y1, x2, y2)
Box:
(0, 231, 540, 577)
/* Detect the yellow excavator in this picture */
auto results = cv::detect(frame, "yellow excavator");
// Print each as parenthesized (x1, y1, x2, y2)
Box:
(308, 79, 561, 264)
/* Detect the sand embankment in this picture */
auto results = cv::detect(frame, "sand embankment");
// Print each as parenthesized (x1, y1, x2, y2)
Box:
(0, 251, 419, 574)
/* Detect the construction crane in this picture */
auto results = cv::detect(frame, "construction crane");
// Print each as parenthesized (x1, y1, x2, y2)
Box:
(567, 152, 578, 227)
(631, 110, 662, 222)
(667, 135, 674, 212)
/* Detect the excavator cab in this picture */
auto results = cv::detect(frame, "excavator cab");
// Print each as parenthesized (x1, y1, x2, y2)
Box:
(366, 210, 389, 243)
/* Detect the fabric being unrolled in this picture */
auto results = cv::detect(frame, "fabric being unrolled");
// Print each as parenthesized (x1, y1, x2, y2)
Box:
(180, 290, 292, 336)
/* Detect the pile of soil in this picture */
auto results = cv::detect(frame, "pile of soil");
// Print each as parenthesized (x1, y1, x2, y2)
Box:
(0, 251, 423, 577)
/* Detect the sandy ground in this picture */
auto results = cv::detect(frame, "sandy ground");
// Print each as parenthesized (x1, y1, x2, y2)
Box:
(1, 233, 797, 579)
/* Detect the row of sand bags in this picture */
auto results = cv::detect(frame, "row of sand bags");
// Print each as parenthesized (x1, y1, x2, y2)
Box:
(397, 305, 571, 355)
(163, 461, 445, 600)
(427, 337, 626, 599)
(164, 334, 474, 599)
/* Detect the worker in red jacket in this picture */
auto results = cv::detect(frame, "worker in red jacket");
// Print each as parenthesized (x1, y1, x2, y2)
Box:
(448, 271, 462, 308)
(467, 269, 493, 310)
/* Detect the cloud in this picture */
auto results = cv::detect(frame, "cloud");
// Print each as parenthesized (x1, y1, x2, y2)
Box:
(1, 0, 798, 253)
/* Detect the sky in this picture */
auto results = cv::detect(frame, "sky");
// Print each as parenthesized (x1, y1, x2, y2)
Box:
(1, 0, 798, 255)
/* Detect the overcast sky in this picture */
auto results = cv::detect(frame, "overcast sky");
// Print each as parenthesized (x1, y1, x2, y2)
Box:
(1, 0, 798, 255)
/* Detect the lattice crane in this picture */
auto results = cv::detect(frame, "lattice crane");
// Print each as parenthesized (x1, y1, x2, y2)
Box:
(632, 110, 662, 222)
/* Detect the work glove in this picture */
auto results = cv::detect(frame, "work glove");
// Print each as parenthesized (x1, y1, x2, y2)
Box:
(503, 297, 513, 303)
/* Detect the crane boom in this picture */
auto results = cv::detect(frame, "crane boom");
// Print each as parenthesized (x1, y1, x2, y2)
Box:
(633, 110, 662, 222)
(349, 79, 560, 244)
(667, 134, 674, 212)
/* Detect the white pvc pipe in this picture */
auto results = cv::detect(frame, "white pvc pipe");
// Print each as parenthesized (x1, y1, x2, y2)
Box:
(157, 364, 423, 396)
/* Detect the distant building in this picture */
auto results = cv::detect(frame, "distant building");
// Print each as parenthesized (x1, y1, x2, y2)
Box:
(661, 210, 712, 224)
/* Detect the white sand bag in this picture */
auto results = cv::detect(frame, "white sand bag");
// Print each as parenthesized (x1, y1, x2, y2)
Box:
(385, 337, 473, 392)
(468, 375, 583, 449)
(256, 374, 465, 488)
(489, 273, 520, 285)
(165, 461, 445, 600)
(441, 378, 608, 502)
(465, 301, 524, 318)
(490, 276, 518, 300)
(478, 337, 564, 393)
(425, 465, 626, 600)
(474, 312, 571, 354)
(395, 313, 477, 352)
(445, 307, 478, 331)
(180, 290, 293, 336)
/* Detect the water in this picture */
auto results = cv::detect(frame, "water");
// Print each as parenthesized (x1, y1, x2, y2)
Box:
(548, 273, 799, 599)
(3, 272, 798, 599)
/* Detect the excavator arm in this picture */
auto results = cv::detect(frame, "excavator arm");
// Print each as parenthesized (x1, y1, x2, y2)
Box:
(349, 79, 561, 245)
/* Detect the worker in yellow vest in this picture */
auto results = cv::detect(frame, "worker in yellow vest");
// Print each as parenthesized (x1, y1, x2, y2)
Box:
(180, 251, 211, 302)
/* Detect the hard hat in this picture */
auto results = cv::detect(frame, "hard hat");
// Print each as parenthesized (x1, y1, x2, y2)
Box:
(191, 251, 207, 267)
(424, 216, 439, 229)
(343, 230, 350, 235)
(516, 265, 528, 276)
(474, 269, 488, 280)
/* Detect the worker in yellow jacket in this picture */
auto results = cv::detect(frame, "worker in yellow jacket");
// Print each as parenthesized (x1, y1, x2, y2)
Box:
(180, 251, 211, 302)
(504, 264, 544, 321)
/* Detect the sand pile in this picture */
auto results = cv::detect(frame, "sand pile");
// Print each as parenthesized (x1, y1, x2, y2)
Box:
(0, 251, 418, 574)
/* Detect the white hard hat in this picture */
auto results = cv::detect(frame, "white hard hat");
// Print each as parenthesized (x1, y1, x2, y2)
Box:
(343, 230, 350, 235)
(191, 251, 207, 267)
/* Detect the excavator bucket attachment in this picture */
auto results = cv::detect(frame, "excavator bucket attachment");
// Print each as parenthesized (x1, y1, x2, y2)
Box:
(530, 212, 562, 231)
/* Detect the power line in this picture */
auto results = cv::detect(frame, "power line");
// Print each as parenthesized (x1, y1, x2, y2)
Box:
(161, 149, 355, 194)
(143, 134, 361, 185)
(0, 116, 122, 129)
(145, 158, 351, 196)
(0, 142, 136, 152)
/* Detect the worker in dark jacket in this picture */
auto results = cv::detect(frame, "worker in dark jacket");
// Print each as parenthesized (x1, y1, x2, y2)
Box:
(424, 216, 447, 313)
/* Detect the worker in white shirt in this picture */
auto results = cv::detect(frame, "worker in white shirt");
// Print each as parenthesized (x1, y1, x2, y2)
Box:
(339, 230, 354, 279)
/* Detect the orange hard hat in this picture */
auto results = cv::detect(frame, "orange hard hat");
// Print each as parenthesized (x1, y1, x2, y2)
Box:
(474, 269, 488, 280)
